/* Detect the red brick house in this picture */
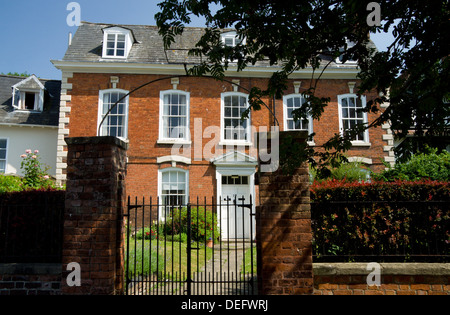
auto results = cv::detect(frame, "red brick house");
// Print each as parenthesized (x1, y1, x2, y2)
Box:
(52, 22, 392, 237)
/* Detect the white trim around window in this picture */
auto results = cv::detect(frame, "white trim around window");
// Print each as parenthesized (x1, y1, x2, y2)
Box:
(282, 94, 314, 142)
(97, 89, 129, 140)
(220, 92, 251, 146)
(337, 94, 370, 145)
(158, 90, 191, 144)
(12, 89, 44, 112)
(101, 27, 133, 59)
(0, 138, 8, 174)
(158, 168, 189, 219)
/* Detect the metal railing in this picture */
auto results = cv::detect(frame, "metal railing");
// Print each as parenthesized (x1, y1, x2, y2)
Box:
(124, 195, 257, 295)
(311, 200, 449, 262)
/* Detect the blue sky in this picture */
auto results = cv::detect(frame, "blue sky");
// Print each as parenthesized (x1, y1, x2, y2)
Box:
(0, 0, 394, 80)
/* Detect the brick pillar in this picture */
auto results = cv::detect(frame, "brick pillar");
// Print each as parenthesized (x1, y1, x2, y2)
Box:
(256, 130, 313, 295)
(61, 136, 128, 295)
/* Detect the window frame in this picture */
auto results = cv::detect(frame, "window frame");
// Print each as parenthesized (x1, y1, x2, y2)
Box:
(282, 94, 314, 135)
(221, 31, 246, 63)
(12, 88, 44, 112)
(158, 168, 189, 218)
(0, 138, 8, 174)
(97, 89, 130, 140)
(220, 92, 252, 146)
(335, 39, 358, 64)
(221, 31, 245, 48)
(101, 27, 132, 59)
(158, 90, 191, 144)
(337, 94, 370, 145)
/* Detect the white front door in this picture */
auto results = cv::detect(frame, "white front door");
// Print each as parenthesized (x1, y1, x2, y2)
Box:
(221, 175, 253, 239)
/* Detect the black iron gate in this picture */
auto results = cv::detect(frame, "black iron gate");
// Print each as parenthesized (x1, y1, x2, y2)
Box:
(124, 196, 257, 295)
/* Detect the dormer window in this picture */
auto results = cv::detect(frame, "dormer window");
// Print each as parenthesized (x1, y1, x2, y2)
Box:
(221, 31, 246, 63)
(221, 31, 244, 48)
(336, 39, 357, 64)
(102, 26, 134, 59)
(11, 75, 44, 112)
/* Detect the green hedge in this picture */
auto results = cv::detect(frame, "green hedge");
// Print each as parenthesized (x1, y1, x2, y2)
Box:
(310, 180, 450, 262)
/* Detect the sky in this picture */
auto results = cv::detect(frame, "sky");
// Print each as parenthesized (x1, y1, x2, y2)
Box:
(0, 0, 394, 80)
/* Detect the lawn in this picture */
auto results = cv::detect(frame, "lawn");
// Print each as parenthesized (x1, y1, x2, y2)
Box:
(124, 238, 214, 281)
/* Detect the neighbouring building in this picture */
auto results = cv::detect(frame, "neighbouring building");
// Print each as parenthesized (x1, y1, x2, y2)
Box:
(0, 74, 60, 177)
(52, 22, 392, 238)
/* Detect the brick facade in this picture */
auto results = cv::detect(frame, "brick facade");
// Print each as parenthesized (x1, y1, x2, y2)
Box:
(57, 73, 387, 199)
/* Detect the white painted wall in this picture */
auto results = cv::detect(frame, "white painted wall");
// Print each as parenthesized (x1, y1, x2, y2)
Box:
(0, 125, 58, 177)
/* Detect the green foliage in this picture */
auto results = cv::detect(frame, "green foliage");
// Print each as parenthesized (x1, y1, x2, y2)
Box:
(156, 0, 450, 172)
(311, 160, 371, 183)
(134, 226, 159, 240)
(0, 71, 30, 77)
(20, 149, 56, 190)
(0, 175, 23, 193)
(311, 180, 450, 261)
(374, 148, 450, 182)
(163, 207, 220, 243)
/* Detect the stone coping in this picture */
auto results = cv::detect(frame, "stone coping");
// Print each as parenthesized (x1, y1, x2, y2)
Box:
(314, 263, 450, 276)
(65, 136, 129, 150)
(0, 263, 62, 275)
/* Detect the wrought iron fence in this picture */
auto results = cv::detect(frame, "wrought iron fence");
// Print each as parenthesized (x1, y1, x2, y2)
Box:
(124, 196, 257, 295)
(311, 200, 449, 262)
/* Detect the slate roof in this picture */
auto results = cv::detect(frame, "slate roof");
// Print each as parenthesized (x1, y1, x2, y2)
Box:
(0, 75, 61, 127)
(63, 21, 375, 69)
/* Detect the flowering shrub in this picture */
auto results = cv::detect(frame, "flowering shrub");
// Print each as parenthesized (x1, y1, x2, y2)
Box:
(135, 227, 155, 240)
(20, 149, 55, 190)
(311, 179, 449, 262)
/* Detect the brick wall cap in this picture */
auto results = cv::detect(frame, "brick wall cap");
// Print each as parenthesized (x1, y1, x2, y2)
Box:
(0, 263, 62, 275)
(65, 136, 129, 150)
(314, 263, 450, 276)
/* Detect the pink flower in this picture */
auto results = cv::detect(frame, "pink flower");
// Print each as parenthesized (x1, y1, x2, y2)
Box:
(20, 154, 26, 158)
(34, 150, 39, 154)
(31, 155, 37, 159)
(43, 175, 49, 179)
(25, 149, 32, 154)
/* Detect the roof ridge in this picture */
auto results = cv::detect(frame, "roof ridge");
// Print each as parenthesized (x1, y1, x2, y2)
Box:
(79, 21, 225, 31)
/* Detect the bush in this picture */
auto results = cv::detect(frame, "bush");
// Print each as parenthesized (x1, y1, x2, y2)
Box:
(310, 161, 371, 183)
(374, 148, 450, 182)
(134, 226, 158, 240)
(311, 180, 450, 262)
(0, 175, 23, 193)
(163, 207, 220, 243)
(20, 149, 56, 189)
(311, 179, 450, 201)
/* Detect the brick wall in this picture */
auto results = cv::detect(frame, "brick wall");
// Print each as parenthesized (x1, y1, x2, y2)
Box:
(62, 136, 127, 295)
(0, 263, 61, 295)
(256, 131, 314, 295)
(59, 73, 388, 197)
(314, 263, 450, 295)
